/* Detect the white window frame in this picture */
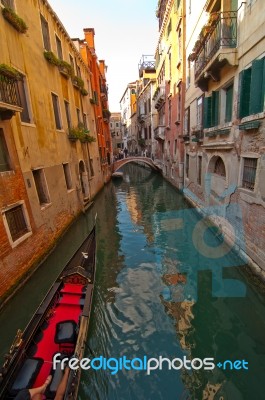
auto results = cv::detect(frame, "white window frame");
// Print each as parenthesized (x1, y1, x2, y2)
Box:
(2, 201, 32, 248)
(238, 153, 259, 193)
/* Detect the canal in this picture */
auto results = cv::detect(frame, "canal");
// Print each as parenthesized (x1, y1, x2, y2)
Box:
(0, 163, 265, 399)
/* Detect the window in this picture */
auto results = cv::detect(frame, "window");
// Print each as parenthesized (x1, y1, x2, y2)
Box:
(178, 29, 182, 62)
(17, 77, 31, 123)
(3, 203, 30, 243)
(40, 15, 50, 51)
(177, 84, 182, 122)
(238, 57, 265, 118)
(32, 168, 50, 206)
(198, 155, 202, 185)
(167, 19, 172, 36)
(63, 163, 72, 190)
(242, 157, 257, 191)
(52, 93, 62, 129)
(69, 54, 75, 73)
(55, 35, 63, 60)
(197, 96, 203, 128)
(225, 84, 233, 122)
(169, 53, 172, 80)
(144, 127, 147, 140)
(116, 122, 119, 128)
(186, 153, 189, 177)
(168, 97, 172, 126)
(174, 0, 181, 12)
(187, 60, 191, 88)
(184, 108, 190, 135)
(203, 91, 219, 128)
(83, 114, 87, 129)
(2, 0, 14, 9)
(149, 125, 152, 139)
(76, 108, 81, 125)
(214, 157, 226, 177)
(64, 100, 71, 130)
(77, 65, 81, 78)
(0, 128, 12, 172)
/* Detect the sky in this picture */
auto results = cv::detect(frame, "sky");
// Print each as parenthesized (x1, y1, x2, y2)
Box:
(48, 0, 159, 112)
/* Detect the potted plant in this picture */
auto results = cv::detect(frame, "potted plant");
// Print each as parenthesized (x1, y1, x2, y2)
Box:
(58, 60, 74, 78)
(2, 7, 28, 33)
(90, 98, 96, 104)
(0, 64, 20, 79)
(80, 88, 88, 96)
(44, 51, 60, 66)
(68, 124, 96, 143)
(72, 75, 84, 89)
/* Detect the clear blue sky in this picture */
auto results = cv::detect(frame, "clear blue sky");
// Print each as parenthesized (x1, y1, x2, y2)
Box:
(48, 0, 158, 111)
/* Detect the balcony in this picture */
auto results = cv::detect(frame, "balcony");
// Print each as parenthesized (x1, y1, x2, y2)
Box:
(153, 85, 166, 110)
(138, 113, 146, 123)
(154, 125, 165, 141)
(138, 55, 155, 78)
(191, 129, 204, 143)
(0, 74, 22, 119)
(190, 11, 238, 91)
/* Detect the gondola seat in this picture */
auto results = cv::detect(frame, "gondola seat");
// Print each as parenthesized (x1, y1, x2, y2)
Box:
(54, 320, 77, 354)
(8, 358, 43, 396)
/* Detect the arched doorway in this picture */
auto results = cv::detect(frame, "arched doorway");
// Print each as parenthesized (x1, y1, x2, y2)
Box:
(79, 160, 90, 199)
(207, 155, 227, 197)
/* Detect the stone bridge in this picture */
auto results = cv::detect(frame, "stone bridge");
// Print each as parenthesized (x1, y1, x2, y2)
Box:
(112, 157, 160, 173)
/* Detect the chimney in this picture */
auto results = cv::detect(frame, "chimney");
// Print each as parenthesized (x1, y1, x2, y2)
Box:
(83, 28, 95, 50)
(99, 60, 107, 75)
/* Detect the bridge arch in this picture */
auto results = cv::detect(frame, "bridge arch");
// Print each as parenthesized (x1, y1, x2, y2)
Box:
(112, 157, 160, 173)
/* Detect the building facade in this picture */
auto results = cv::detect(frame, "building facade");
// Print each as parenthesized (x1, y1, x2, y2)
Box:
(120, 82, 137, 155)
(110, 112, 122, 158)
(154, 0, 186, 188)
(184, 0, 265, 271)
(0, 0, 108, 300)
(137, 55, 156, 158)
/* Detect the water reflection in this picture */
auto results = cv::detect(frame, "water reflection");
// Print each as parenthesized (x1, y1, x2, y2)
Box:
(1, 164, 265, 399)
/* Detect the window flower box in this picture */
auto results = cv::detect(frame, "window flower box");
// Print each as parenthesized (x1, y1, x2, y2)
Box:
(2, 7, 28, 33)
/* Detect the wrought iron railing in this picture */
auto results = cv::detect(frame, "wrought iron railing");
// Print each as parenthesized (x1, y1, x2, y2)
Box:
(0, 74, 21, 107)
(194, 11, 237, 80)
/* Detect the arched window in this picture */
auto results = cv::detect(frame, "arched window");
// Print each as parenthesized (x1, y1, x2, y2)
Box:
(214, 157, 226, 177)
(208, 156, 226, 178)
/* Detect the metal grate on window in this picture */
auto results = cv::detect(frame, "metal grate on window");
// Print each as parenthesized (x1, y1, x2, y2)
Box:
(5, 205, 29, 241)
(242, 157, 257, 190)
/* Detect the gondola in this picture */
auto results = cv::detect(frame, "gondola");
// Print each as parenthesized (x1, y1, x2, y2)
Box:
(0, 216, 97, 399)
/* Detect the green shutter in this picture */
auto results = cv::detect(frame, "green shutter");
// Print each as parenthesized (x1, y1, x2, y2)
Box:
(203, 96, 212, 128)
(238, 68, 251, 118)
(225, 85, 233, 122)
(212, 90, 219, 127)
(249, 58, 264, 115)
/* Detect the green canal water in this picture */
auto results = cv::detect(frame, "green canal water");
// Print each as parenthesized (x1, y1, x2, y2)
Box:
(0, 164, 265, 399)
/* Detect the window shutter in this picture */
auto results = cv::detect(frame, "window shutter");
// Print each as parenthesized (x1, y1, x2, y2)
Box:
(249, 58, 264, 115)
(238, 68, 251, 118)
(203, 96, 212, 128)
(225, 85, 233, 122)
(212, 91, 219, 127)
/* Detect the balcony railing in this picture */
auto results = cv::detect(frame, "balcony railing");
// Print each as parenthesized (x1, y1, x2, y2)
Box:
(194, 11, 237, 80)
(0, 74, 21, 109)
(153, 85, 166, 110)
(154, 125, 165, 141)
